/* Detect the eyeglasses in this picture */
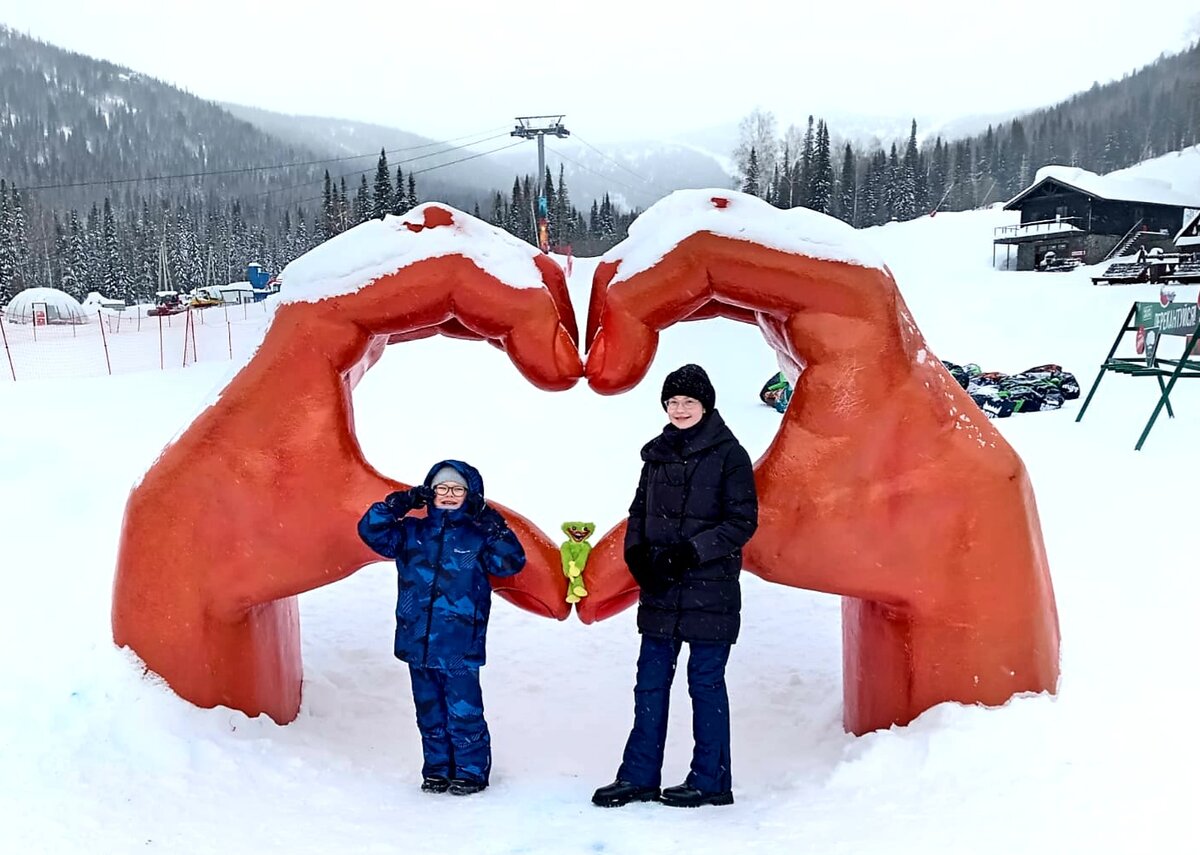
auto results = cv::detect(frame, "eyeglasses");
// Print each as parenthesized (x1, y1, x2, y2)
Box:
(433, 484, 467, 497)
(665, 397, 701, 410)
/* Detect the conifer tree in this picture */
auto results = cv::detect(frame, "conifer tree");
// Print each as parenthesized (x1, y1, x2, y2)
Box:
(354, 175, 369, 225)
(392, 166, 405, 216)
(321, 171, 334, 239)
(741, 148, 761, 197)
(809, 121, 834, 215)
(837, 143, 857, 225)
(372, 148, 391, 220)
(799, 116, 815, 208)
(405, 173, 418, 212)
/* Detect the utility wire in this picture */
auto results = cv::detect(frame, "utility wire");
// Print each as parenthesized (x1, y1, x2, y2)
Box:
(18, 125, 511, 193)
(570, 132, 664, 189)
(544, 145, 663, 208)
(285, 138, 530, 210)
(245, 133, 514, 201)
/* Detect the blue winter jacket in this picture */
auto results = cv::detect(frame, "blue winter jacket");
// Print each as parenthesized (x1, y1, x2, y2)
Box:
(357, 460, 525, 670)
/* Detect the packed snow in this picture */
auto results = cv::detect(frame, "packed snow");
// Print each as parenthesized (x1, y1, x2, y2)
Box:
(3, 155, 1200, 855)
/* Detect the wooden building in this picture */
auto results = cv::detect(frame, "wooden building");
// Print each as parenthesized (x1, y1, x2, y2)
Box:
(994, 166, 1198, 271)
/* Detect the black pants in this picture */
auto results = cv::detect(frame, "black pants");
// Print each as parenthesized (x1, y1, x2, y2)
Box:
(616, 635, 733, 793)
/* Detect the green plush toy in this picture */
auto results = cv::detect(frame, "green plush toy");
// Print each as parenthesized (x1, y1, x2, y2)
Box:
(559, 522, 595, 604)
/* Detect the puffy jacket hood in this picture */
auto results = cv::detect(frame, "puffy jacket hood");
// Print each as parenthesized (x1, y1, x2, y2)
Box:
(422, 459, 485, 498)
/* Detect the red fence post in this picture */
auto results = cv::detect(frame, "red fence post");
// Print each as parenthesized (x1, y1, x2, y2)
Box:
(97, 310, 112, 376)
(0, 311, 16, 381)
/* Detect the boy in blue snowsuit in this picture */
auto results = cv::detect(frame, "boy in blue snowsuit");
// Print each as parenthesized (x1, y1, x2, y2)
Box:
(358, 460, 525, 796)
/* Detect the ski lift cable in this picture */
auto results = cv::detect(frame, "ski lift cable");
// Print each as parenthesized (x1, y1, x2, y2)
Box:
(243, 133, 515, 201)
(569, 132, 668, 191)
(17, 126, 513, 193)
(544, 145, 661, 207)
(285, 139, 529, 210)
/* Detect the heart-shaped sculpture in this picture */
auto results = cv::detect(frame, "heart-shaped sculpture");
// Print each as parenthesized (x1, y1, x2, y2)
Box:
(113, 196, 1060, 735)
(578, 191, 1060, 734)
(112, 205, 583, 724)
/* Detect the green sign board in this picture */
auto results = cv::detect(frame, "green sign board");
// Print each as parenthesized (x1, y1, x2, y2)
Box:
(1136, 301, 1200, 337)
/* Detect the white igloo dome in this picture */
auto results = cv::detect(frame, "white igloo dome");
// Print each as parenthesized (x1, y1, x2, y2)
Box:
(3, 287, 89, 324)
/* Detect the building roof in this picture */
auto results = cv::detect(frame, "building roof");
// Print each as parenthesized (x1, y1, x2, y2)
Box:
(1005, 165, 1200, 210)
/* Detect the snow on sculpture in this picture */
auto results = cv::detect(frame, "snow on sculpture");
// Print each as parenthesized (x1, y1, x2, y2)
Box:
(113, 193, 1059, 735)
(577, 190, 1061, 735)
(112, 205, 583, 724)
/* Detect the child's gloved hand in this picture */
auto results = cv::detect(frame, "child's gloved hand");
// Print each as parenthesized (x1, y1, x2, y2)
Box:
(464, 492, 486, 517)
(409, 484, 434, 509)
(385, 490, 415, 517)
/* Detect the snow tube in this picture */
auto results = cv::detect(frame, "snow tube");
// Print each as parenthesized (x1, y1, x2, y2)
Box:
(112, 205, 582, 724)
(579, 191, 1060, 734)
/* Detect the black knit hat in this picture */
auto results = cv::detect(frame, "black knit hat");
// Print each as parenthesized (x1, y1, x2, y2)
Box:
(661, 364, 715, 412)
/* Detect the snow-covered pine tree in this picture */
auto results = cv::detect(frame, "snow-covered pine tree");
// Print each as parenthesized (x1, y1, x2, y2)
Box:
(776, 147, 792, 209)
(555, 164, 574, 247)
(406, 173, 417, 212)
(799, 116, 815, 208)
(372, 149, 391, 220)
(392, 166, 405, 216)
(354, 175, 369, 226)
(809, 121, 834, 215)
(837, 143, 857, 225)
(8, 185, 28, 291)
(741, 148, 761, 197)
(321, 171, 334, 239)
(0, 182, 14, 301)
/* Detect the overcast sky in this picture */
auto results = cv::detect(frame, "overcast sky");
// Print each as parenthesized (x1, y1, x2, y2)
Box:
(2, 0, 1197, 145)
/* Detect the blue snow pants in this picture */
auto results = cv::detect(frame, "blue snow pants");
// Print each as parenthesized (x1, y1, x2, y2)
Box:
(616, 635, 733, 794)
(408, 665, 491, 783)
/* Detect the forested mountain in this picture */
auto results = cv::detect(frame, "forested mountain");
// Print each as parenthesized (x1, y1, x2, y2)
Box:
(1, 23, 1197, 307)
(0, 27, 642, 304)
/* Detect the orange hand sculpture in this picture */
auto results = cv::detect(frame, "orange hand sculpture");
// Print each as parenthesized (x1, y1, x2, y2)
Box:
(579, 191, 1060, 735)
(112, 205, 582, 724)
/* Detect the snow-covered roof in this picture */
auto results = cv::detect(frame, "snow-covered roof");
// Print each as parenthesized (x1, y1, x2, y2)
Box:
(1176, 209, 1200, 248)
(82, 291, 123, 307)
(601, 188, 886, 285)
(1005, 165, 1200, 210)
(278, 203, 549, 305)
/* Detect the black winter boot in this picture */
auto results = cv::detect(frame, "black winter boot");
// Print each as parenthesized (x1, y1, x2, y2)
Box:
(591, 780, 661, 807)
(448, 778, 488, 796)
(659, 783, 734, 808)
(420, 776, 450, 793)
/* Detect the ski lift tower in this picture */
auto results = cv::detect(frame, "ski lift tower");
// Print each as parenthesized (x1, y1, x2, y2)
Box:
(511, 115, 570, 252)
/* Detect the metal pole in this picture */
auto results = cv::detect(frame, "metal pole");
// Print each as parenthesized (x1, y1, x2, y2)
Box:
(537, 135, 546, 189)
(158, 313, 164, 371)
(0, 313, 16, 381)
(97, 309, 112, 375)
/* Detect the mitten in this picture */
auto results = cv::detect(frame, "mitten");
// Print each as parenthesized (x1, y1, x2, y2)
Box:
(463, 492, 486, 517)
(652, 542, 698, 582)
(409, 484, 434, 509)
(477, 505, 507, 539)
(384, 490, 415, 517)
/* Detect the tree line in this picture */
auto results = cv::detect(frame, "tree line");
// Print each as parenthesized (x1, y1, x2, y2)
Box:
(732, 41, 1199, 226)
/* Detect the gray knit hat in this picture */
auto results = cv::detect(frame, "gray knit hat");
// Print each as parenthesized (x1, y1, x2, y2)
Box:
(431, 465, 468, 488)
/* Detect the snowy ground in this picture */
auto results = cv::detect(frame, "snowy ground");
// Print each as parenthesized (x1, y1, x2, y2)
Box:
(3, 157, 1200, 854)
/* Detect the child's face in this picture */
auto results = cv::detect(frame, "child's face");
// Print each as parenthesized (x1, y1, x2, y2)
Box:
(433, 483, 467, 509)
